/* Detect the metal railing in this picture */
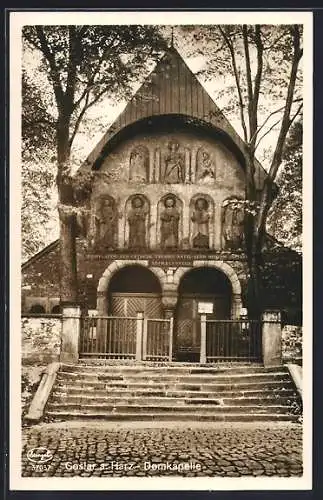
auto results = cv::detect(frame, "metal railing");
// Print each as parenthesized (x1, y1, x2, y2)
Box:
(205, 319, 262, 362)
(79, 316, 137, 359)
(79, 314, 173, 361)
(79, 314, 262, 363)
(144, 318, 173, 361)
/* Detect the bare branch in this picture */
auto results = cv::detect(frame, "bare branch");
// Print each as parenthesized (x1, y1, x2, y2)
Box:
(68, 93, 90, 149)
(35, 27, 64, 105)
(249, 98, 302, 144)
(257, 25, 303, 238)
(255, 118, 281, 149)
(267, 26, 303, 181)
(242, 25, 253, 105)
(65, 27, 79, 105)
(219, 26, 249, 142)
(289, 102, 303, 128)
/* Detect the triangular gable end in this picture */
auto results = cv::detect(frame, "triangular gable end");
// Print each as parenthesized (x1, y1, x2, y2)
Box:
(80, 46, 268, 190)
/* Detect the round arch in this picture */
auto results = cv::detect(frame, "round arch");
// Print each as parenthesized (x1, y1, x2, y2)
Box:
(92, 114, 246, 172)
(173, 260, 242, 318)
(97, 260, 166, 314)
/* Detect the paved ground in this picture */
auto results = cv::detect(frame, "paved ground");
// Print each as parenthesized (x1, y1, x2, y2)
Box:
(22, 421, 303, 477)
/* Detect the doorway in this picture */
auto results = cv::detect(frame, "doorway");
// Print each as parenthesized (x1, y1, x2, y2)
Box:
(175, 267, 232, 361)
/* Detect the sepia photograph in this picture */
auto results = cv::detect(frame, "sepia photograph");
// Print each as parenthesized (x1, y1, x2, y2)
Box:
(9, 10, 312, 491)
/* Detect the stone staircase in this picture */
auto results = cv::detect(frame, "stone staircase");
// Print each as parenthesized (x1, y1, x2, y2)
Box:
(45, 363, 302, 422)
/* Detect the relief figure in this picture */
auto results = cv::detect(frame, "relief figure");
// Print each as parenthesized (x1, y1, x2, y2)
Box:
(222, 201, 245, 250)
(92, 196, 117, 250)
(127, 195, 148, 249)
(191, 198, 210, 249)
(196, 148, 215, 184)
(163, 141, 185, 183)
(129, 146, 149, 182)
(160, 195, 180, 249)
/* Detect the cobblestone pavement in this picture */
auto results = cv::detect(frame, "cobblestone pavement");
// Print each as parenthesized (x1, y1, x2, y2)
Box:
(22, 421, 303, 478)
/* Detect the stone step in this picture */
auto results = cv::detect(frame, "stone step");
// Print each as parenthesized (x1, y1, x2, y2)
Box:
(56, 371, 290, 385)
(45, 410, 300, 422)
(52, 387, 297, 399)
(50, 394, 297, 406)
(62, 363, 285, 375)
(46, 402, 293, 414)
(54, 379, 294, 393)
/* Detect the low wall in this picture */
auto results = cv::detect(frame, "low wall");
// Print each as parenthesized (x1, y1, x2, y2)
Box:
(282, 325, 302, 365)
(22, 316, 62, 365)
(21, 316, 62, 419)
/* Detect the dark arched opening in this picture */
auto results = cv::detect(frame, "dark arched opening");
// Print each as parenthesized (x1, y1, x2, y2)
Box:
(176, 267, 232, 361)
(29, 304, 46, 314)
(108, 265, 162, 318)
(51, 304, 62, 314)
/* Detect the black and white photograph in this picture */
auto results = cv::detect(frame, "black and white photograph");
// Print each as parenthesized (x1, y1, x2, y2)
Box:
(9, 10, 312, 491)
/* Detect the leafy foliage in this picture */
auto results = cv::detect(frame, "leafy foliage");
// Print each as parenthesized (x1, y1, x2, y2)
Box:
(22, 71, 57, 261)
(267, 121, 302, 251)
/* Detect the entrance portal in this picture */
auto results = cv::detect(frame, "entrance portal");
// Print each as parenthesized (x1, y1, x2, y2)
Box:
(176, 267, 232, 361)
(108, 265, 162, 318)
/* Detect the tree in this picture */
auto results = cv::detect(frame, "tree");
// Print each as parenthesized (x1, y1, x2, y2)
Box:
(267, 120, 302, 251)
(22, 70, 56, 261)
(22, 25, 167, 302)
(183, 24, 303, 317)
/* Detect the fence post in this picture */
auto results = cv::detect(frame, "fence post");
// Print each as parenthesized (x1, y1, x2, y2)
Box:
(200, 313, 207, 364)
(60, 304, 81, 364)
(169, 317, 174, 362)
(142, 317, 148, 361)
(262, 310, 282, 367)
(136, 312, 144, 361)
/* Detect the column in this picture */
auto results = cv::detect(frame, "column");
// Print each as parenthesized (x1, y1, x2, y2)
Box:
(136, 312, 144, 361)
(200, 313, 207, 364)
(262, 310, 282, 367)
(60, 304, 81, 364)
(162, 291, 178, 362)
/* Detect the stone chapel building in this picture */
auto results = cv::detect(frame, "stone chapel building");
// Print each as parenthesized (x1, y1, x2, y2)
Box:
(22, 46, 302, 363)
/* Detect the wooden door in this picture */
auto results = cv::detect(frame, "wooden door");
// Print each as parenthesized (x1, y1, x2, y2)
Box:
(175, 294, 230, 360)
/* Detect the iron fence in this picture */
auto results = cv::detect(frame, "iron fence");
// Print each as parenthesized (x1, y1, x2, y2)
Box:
(205, 320, 262, 362)
(144, 318, 173, 361)
(79, 315, 137, 359)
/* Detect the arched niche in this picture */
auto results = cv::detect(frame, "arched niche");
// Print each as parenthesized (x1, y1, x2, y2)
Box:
(221, 197, 245, 251)
(124, 194, 150, 250)
(129, 145, 150, 183)
(89, 194, 118, 251)
(157, 193, 183, 250)
(195, 146, 216, 184)
(189, 194, 215, 250)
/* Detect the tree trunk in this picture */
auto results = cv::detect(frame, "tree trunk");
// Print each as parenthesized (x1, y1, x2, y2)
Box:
(244, 150, 263, 319)
(56, 112, 78, 304)
(59, 213, 78, 303)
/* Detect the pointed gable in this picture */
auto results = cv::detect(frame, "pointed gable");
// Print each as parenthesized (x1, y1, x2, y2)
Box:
(81, 47, 267, 189)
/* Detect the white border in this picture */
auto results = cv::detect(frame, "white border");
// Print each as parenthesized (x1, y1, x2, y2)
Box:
(9, 10, 313, 491)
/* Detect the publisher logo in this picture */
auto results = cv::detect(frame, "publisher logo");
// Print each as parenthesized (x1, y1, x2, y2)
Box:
(27, 447, 53, 464)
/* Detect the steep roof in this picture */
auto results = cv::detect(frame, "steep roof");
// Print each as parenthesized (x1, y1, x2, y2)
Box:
(80, 46, 268, 189)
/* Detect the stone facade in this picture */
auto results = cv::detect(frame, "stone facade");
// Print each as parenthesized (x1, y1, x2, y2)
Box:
(21, 46, 302, 363)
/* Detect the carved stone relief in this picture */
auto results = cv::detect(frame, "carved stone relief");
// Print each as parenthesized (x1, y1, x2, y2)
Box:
(90, 195, 118, 251)
(129, 145, 149, 183)
(126, 194, 149, 250)
(196, 147, 216, 184)
(159, 194, 181, 250)
(162, 140, 185, 183)
(222, 199, 245, 250)
(191, 197, 211, 249)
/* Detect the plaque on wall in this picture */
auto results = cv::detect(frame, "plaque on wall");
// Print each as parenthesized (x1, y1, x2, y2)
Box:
(198, 301, 214, 314)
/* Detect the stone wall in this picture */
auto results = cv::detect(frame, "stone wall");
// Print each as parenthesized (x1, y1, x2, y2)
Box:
(22, 317, 61, 364)
(92, 127, 245, 252)
(282, 325, 302, 365)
